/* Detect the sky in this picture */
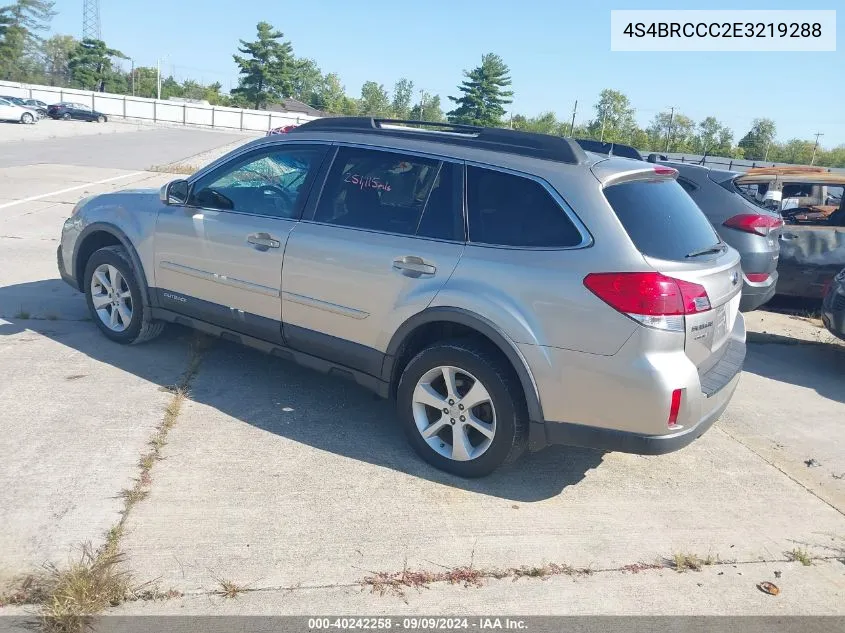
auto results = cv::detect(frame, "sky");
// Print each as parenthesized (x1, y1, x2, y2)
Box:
(47, 0, 844, 147)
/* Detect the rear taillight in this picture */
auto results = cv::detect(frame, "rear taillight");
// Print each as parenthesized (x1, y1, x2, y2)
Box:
(723, 213, 783, 236)
(583, 272, 711, 332)
(653, 165, 678, 176)
(745, 273, 770, 283)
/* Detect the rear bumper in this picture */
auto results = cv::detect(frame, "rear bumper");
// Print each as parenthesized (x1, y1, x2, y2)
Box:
(534, 371, 739, 455)
(739, 270, 777, 312)
(524, 313, 746, 455)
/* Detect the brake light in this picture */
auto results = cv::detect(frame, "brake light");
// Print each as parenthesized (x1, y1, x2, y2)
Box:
(653, 166, 677, 176)
(668, 389, 683, 428)
(745, 273, 770, 283)
(583, 272, 711, 332)
(723, 214, 783, 236)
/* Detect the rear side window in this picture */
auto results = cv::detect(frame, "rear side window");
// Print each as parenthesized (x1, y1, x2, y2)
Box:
(603, 179, 720, 261)
(466, 166, 582, 247)
(315, 147, 461, 239)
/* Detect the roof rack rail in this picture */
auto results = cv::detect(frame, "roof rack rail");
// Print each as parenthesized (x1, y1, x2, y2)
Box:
(288, 117, 588, 165)
(573, 138, 643, 161)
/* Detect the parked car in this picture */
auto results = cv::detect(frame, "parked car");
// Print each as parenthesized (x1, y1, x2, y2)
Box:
(660, 163, 783, 312)
(267, 124, 298, 136)
(0, 95, 43, 119)
(0, 96, 38, 124)
(22, 98, 48, 117)
(574, 140, 782, 312)
(730, 167, 845, 300)
(47, 102, 108, 122)
(821, 268, 845, 341)
(57, 117, 746, 477)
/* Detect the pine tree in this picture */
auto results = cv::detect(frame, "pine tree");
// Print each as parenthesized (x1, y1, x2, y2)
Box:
(232, 22, 294, 110)
(447, 53, 513, 126)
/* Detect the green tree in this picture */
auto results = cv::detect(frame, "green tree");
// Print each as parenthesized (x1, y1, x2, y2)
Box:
(646, 110, 694, 152)
(67, 37, 126, 91)
(311, 72, 348, 113)
(232, 21, 294, 109)
(738, 118, 776, 160)
(290, 57, 322, 106)
(358, 80, 391, 116)
(40, 33, 77, 85)
(409, 91, 443, 122)
(447, 53, 513, 126)
(130, 66, 158, 98)
(512, 111, 561, 135)
(586, 89, 636, 143)
(391, 77, 414, 119)
(0, 0, 55, 81)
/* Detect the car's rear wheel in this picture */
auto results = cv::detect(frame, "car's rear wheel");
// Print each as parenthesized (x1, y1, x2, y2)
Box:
(61, 113, 70, 120)
(396, 340, 528, 477)
(84, 246, 165, 345)
(20, 112, 33, 124)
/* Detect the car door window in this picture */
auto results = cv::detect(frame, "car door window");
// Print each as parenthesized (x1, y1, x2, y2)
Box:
(466, 165, 583, 247)
(189, 146, 324, 219)
(314, 146, 460, 238)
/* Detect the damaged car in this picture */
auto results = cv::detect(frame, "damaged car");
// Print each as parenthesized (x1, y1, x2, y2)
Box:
(732, 167, 845, 299)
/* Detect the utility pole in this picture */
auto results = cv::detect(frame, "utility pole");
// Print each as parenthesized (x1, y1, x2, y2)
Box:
(664, 106, 675, 153)
(130, 59, 135, 96)
(811, 132, 823, 165)
(569, 100, 577, 136)
(600, 112, 606, 142)
(418, 89, 425, 121)
(156, 58, 161, 100)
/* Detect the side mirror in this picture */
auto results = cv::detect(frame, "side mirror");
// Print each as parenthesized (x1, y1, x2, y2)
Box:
(160, 179, 189, 205)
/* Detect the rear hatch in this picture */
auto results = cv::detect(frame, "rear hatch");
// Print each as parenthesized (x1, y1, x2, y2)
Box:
(595, 161, 743, 376)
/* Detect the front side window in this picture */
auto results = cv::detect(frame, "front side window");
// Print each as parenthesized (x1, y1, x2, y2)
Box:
(190, 146, 323, 218)
(314, 147, 460, 238)
(466, 166, 583, 247)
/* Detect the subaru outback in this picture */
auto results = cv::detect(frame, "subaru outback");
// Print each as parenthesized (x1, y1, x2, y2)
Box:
(57, 117, 746, 477)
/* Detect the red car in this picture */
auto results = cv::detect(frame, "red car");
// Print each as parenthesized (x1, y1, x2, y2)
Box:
(266, 124, 298, 136)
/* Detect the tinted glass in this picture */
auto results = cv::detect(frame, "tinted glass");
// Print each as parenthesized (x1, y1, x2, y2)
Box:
(415, 163, 462, 241)
(466, 166, 582, 247)
(314, 147, 446, 237)
(191, 147, 322, 218)
(604, 179, 720, 261)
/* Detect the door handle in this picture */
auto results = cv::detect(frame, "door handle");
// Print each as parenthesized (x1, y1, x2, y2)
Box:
(247, 233, 281, 250)
(393, 255, 436, 277)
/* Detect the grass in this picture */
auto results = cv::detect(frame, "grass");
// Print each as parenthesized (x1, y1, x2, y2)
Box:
(214, 578, 248, 599)
(362, 560, 591, 597)
(786, 547, 813, 566)
(40, 545, 130, 633)
(148, 164, 196, 175)
(667, 552, 717, 572)
(14, 309, 30, 319)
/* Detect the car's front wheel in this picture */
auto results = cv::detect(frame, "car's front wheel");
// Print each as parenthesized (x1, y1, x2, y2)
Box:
(396, 340, 528, 477)
(84, 246, 164, 345)
(96, 115, 106, 123)
(61, 113, 70, 120)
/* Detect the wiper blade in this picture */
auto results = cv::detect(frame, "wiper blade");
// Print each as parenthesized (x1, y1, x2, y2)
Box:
(685, 244, 726, 258)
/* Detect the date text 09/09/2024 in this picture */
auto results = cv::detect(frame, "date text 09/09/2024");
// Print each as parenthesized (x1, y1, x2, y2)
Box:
(622, 22, 822, 39)
(308, 617, 528, 630)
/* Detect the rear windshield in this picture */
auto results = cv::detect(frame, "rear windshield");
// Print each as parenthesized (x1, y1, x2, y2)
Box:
(603, 179, 720, 261)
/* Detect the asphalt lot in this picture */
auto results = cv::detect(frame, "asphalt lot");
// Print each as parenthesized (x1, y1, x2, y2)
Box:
(0, 127, 843, 617)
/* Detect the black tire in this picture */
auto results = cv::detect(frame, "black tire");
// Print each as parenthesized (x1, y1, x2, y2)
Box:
(97, 115, 106, 123)
(83, 245, 165, 345)
(62, 113, 70, 120)
(21, 112, 33, 124)
(396, 339, 528, 477)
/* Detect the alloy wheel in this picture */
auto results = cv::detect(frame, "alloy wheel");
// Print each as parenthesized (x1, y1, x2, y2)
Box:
(411, 365, 497, 461)
(90, 264, 133, 332)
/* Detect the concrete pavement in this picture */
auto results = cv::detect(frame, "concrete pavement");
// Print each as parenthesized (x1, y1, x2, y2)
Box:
(0, 131, 843, 617)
